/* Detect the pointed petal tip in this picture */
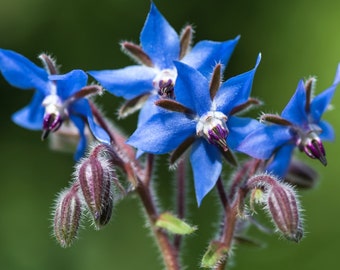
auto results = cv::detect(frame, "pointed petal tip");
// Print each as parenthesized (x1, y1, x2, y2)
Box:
(333, 62, 340, 85)
(255, 53, 262, 67)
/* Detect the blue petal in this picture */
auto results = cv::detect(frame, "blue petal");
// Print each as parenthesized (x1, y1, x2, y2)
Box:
(69, 114, 87, 161)
(318, 120, 335, 141)
(127, 110, 196, 154)
(227, 116, 262, 150)
(87, 115, 111, 144)
(237, 124, 292, 159)
(266, 144, 295, 178)
(11, 91, 45, 130)
(174, 61, 211, 115)
(137, 95, 159, 128)
(215, 54, 261, 114)
(69, 99, 110, 144)
(134, 96, 162, 158)
(181, 36, 240, 78)
(310, 64, 340, 122)
(140, 3, 180, 69)
(281, 80, 308, 125)
(0, 49, 50, 95)
(49, 70, 88, 100)
(88, 66, 156, 99)
(310, 87, 336, 123)
(190, 139, 222, 206)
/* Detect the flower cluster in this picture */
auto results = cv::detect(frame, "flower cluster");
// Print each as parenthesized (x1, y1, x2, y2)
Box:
(0, 2, 339, 270)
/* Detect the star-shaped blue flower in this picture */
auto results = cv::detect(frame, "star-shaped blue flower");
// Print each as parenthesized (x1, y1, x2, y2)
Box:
(0, 49, 110, 160)
(127, 55, 262, 205)
(88, 3, 239, 128)
(238, 64, 340, 177)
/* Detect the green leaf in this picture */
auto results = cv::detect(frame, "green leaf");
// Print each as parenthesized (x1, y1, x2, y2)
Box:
(155, 212, 197, 235)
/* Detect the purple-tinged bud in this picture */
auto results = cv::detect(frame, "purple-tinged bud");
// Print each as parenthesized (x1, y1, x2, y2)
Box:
(197, 111, 229, 151)
(266, 182, 303, 242)
(53, 183, 82, 248)
(96, 176, 114, 228)
(285, 159, 319, 189)
(246, 174, 303, 242)
(77, 156, 115, 229)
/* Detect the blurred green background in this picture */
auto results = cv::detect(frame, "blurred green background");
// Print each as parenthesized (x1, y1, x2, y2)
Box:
(1, 0, 340, 269)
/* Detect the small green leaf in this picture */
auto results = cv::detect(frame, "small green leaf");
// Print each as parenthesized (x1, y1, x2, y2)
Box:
(201, 241, 229, 268)
(155, 212, 197, 235)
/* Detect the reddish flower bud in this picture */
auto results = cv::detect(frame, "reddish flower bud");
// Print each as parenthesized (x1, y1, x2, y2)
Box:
(266, 182, 303, 242)
(247, 174, 303, 242)
(53, 183, 82, 248)
(77, 155, 115, 229)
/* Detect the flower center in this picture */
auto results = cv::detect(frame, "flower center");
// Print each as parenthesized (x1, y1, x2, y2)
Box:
(41, 94, 68, 139)
(152, 69, 177, 99)
(295, 126, 327, 166)
(196, 111, 229, 151)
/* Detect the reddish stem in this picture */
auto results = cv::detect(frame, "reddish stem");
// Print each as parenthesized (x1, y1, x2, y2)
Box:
(174, 159, 186, 252)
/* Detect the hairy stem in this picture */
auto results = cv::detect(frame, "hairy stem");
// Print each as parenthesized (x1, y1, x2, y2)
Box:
(136, 180, 180, 270)
(89, 101, 179, 269)
(216, 177, 229, 210)
(215, 190, 244, 270)
(174, 159, 186, 252)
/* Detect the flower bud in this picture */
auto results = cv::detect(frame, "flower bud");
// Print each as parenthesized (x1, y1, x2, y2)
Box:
(285, 159, 319, 189)
(77, 156, 115, 229)
(96, 178, 114, 228)
(246, 174, 303, 242)
(53, 184, 82, 248)
(266, 182, 303, 242)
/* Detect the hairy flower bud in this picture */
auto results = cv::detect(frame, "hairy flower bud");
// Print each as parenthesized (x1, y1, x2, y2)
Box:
(78, 155, 115, 229)
(53, 184, 82, 248)
(247, 174, 303, 242)
(266, 182, 303, 242)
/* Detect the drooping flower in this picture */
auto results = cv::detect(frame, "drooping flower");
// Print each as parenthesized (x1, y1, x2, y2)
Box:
(238, 64, 340, 177)
(0, 49, 110, 160)
(88, 3, 239, 127)
(127, 55, 262, 205)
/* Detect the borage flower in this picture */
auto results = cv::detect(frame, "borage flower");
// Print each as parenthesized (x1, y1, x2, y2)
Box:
(88, 3, 239, 127)
(127, 55, 262, 205)
(0, 49, 110, 160)
(238, 64, 340, 177)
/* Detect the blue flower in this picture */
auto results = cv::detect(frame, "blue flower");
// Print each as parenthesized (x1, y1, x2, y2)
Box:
(0, 49, 110, 160)
(127, 55, 262, 205)
(88, 3, 239, 128)
(238, 64, 340, 177)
